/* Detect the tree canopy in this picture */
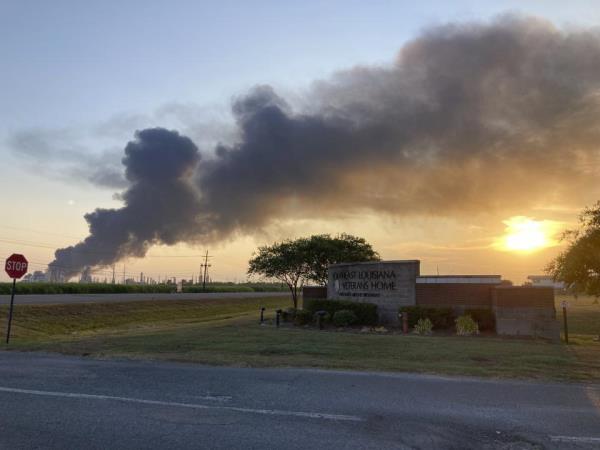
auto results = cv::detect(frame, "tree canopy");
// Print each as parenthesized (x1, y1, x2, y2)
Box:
(547, 202, 600, 297)
(248, 239, 309, 308)
(247, 234, 379, 308)
(303, 234, 380, 285)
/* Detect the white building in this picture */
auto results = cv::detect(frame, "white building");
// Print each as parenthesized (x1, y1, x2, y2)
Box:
(527, 275, 565, 290)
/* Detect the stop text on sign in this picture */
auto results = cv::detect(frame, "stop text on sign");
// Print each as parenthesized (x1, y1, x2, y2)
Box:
(5, 261, 27, 272)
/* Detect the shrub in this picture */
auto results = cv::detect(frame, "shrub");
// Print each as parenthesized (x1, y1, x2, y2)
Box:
(332, 310, 357, 327)
(281, 308, 297, 322)
(294, 310, 313, 326)
(464, 308, 495, 332)
(455, 315, 479, 336)
(413, 318, 433, 335)
(399, 306, 455, 329)
(304, 299, 378, 325)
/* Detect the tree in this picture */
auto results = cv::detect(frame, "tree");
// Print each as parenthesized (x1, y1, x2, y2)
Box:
(248, 239, 310, 309)
(248, 234, 380, 308)
(546, 202, 600, 298)
(303, 234, 380, 285)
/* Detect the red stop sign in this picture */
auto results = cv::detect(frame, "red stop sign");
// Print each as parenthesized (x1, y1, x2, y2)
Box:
(5, 254, 28, 279)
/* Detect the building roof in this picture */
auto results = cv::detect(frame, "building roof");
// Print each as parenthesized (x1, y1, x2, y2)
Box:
(417, 275, 501, 284)
(328, 260, 420, 268)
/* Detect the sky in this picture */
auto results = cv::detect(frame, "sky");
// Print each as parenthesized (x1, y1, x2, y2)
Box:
(1, 0, 600, 283)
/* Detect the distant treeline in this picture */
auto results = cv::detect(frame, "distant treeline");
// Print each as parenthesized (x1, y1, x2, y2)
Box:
(183, 282, 288, 293)
(0, 282, 288, 295)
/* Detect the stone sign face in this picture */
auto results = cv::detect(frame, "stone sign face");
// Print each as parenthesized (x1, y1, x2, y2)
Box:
(328, 260, 420, 323)
(332, 268, 398, 297)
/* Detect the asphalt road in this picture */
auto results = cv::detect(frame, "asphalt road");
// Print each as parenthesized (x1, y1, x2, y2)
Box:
(0, 291, 287, 305)
(0, 352, 598, 449)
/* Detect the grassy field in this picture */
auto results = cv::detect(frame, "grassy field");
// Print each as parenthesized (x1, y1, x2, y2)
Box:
(0, 281, 288, 295)
(0, 294, 598, 382)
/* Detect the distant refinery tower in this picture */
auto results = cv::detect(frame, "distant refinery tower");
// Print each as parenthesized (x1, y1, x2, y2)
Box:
(79, 267, 93, 284)
(47, 267, 66, 283)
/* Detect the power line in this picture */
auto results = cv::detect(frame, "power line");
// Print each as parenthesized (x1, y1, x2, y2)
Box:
(200, 250, 213, 291)
(0, 236, 209, 258)
(0, 234, 223, 282)
(21, 260, 218, 281)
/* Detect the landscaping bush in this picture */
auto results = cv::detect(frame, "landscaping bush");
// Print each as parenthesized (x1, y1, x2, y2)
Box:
(413, 318, 433, 335)
(294, 309, 313, 326)
(281, 308, 297, 322)
(455, 315, 479, 336)
(304, 299, 378, 325)
(399, 306, 455, 329)
(464, 308, 495, 332)
(332, 310, 357, 327)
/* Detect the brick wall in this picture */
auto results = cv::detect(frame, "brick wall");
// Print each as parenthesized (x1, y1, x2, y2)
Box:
(302, 286, 327, 299)
(416, 283, 494, 309)
(493, 286, 556, 309)
(493, 287, 559, 341)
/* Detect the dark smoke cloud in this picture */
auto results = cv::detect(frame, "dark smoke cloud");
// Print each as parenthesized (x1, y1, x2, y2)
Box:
(49, 128, 201, 278)
(51, 15, 600, 277)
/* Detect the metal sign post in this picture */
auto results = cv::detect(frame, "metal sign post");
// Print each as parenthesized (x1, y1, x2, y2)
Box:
(561, 300, 569, 344)
(5, 278, 17, 344)
(4, 254, 28, 344)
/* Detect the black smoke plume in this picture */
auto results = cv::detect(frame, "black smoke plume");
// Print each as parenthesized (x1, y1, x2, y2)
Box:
(51, 15, 600, 278)
(49, 128, 201, 279)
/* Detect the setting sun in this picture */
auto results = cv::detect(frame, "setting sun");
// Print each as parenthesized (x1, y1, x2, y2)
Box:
(497, 216, 559, 252)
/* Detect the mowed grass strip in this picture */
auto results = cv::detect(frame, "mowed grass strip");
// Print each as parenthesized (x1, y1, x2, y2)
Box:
(556, 295, 600, 338)
(0, 296, 288, 340)
(0, 294, 598, 382)
(13, 320, 600, 382)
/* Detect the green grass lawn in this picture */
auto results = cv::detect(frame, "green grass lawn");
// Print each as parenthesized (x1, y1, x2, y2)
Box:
(556, 294, 600, 339)
(0, 294, 598, 382)
(0, 296, 289, 341)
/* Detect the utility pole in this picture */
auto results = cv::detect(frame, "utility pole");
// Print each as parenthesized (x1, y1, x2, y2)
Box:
(200, 250, 212, 292)
(112, 265, 116, 284)
(122, 264, 126, 284)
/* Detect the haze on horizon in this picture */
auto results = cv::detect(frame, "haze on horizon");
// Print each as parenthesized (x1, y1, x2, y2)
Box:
(1, 1, 600, 284)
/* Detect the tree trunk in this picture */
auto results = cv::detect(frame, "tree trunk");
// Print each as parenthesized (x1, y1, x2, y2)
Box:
(292, 286, 298, 309)
(287, 283, 298, 309)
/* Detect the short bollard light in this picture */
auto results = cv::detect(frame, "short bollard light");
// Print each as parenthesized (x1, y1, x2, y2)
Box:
(399, 312, 409, 334)
(316, 310, 327, 330)
(275, 309, 282, 328)
(260, 307, 266, 324)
